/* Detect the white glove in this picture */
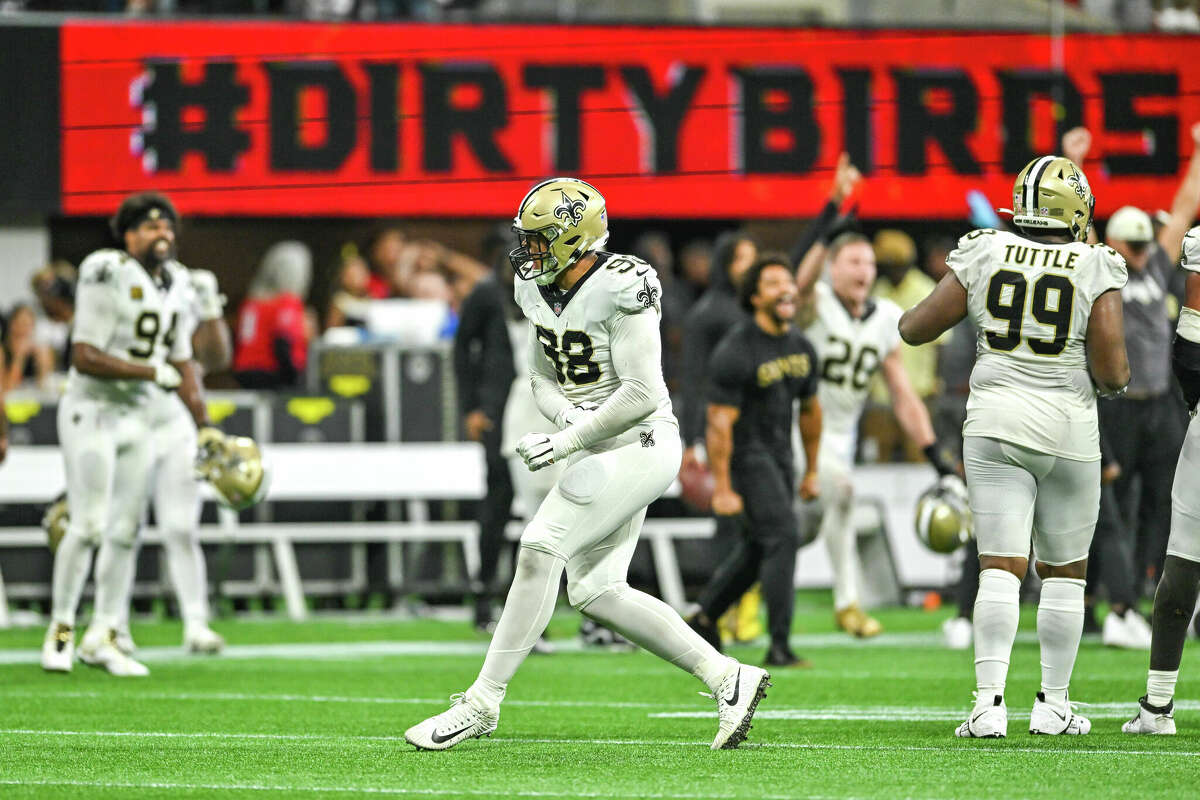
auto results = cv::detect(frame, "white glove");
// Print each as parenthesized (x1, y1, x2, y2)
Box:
(154, 362, 182, 389)
(516, 432, 556, 472)
(554, 401, 599, 430)
(190, 269, 226, 321)
(939, 473, 968, 503)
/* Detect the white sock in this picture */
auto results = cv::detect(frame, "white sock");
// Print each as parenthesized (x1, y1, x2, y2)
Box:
(581, 582, 736, 693)
(823, 509, 859, 612)
(92, 539, 137, 632)
(162, 528, 211, 625)
(973, 568, 1022, 701)
(1147, 670, 1179, 708)
(1037, 577, 1086, 706)
(50, 531, 95, 629)
(468, 547, 565, 709)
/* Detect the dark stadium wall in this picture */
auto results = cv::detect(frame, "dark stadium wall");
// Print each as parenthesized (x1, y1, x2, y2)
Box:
(0, 25, 59, 216)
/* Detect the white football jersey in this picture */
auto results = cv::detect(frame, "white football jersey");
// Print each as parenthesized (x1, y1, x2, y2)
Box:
(803, 281, 903, 461)
(947, 228, 1127, 461)
(67, 248, 195, 406)
(514, 251, 675, 448)
(1183, 226, 1200, 274)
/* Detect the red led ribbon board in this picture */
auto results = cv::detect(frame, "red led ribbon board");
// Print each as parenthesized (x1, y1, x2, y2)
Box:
(59, 23, 1200, 218)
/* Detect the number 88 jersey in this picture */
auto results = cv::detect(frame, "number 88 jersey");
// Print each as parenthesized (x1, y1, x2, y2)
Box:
(947, 228, 1127, 461)
(514, 251, 675, 442)
(67, 248, 196, 406)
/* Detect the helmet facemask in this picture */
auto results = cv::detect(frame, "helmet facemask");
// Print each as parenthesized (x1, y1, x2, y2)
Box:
(509, 225, 567, 286)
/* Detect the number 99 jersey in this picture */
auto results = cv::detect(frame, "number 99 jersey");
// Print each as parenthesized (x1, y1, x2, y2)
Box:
(804, 281, 902, 463)
(67, 248, 196, 406)
(514, 251, 675, 446)
(947, 228, 1127, 461)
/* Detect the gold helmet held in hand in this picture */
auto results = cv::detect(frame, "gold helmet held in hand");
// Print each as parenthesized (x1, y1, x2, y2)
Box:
(1006, 155, 1095, 242)
(914, 476, 973, 554)
(509, 178, 609, 285)
(195, 427, 269, 511)
(42, 492, 70, 554)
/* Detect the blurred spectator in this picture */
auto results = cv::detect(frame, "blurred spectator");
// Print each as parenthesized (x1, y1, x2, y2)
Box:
(30, 260, 76, 367)
(365, 227, 405, 298)
(1094, 121, 1200, 588)
(324, 244, 371, 330)
(863, 229, 939, 462)
(679, 231, 758, 464)
(233, 241, 314, 390)
(634, 231, 685, 390)
(453, 260, 515, 630)
(1, 304, 55, 390)
(678, 239, 713, 303)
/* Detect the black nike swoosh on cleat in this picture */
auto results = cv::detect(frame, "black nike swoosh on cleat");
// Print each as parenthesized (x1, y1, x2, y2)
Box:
(430, 725, 474, 744)
(724, 669, 741, 707)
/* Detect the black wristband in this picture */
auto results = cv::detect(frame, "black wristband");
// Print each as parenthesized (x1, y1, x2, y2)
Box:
(923, 443, 956, 477)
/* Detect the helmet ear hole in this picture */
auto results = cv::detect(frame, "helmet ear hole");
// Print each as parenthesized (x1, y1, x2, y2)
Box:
(563, 235, 580, 246)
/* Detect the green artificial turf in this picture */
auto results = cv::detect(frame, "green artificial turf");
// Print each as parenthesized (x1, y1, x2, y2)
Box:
(1, 594, 1197, 799)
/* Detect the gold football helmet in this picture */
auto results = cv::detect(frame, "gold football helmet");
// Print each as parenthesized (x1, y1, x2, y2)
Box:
(42, 492, 69, 554)
(509, 177, 609, 285)
(914, 476, 973, 554)
(1005, 155, 1094, 242)
(195, 427, 269, 511)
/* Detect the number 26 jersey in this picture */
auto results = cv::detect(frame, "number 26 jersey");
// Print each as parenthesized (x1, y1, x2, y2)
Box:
(67, 248, 195, 407)
(947, 228, 1127, 461)
(514, 251, 676, 447)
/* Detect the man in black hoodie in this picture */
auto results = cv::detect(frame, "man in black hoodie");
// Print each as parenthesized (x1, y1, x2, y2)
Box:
(680, 232, 759, 466)
(454, 261, 517, 630)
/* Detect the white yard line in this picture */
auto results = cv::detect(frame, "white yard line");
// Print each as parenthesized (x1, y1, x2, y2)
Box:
(1, 689, 1196, 718)
(0, 631, 1043, 665)
(0, 779, 862, 800)
(0, 729, 1195, 758)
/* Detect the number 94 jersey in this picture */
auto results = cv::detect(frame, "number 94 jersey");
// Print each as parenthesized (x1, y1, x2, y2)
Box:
(514, 251, 675, 439)
(67, 248, 196, 407)
(804, 281, 902, 451)
(947, 228, 1127, 461)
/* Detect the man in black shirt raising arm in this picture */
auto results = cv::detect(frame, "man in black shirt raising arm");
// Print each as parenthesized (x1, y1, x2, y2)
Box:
(689, 255, 823, 667)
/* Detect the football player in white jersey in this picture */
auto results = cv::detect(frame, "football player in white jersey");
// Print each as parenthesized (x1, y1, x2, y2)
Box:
(406, 178, 770, 751)
(900, 156, 1130, 737)
(1124, 226, 1200, 735)
(135, 267, 230, 653)
(794, 232, 958, 637)
(42, 193, 210, 676)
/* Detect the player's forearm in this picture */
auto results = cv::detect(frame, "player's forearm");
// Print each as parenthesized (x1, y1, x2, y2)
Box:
(530, 370, 572, 426)
(1166, 149, 1200, 261)
(894, 386, 936, 448)
(798, 399, 822, 475)
(175, 360, 210, 428)
(71, 342, 155, 381)
(706, 411, 735, 491)
(192, 319, 232, 374)
(552, 376, 657, 454)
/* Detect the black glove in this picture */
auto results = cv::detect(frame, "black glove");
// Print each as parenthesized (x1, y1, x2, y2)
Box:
(1174, 334, 1200, 415)
(923, 443, 957, 478)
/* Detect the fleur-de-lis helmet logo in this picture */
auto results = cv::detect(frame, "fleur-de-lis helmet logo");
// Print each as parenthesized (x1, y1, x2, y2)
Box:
(554, 190, 586, 226)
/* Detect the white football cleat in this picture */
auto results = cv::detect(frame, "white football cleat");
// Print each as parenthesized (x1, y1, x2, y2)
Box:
(955, 693, 1007, 738)
(1122, 696, 1176, 735)
(114, 626, 137, 656)
(1029, 691, 1090, 735)
(710, 664, 771, 750)
(184, 625, 226, 655)
(405, 693, 498, 751)
(942, 616, 972, 650)
(1102, 611, 1151, 650)
(78, 627, 150, 677)
(41, 623, 74, 673)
